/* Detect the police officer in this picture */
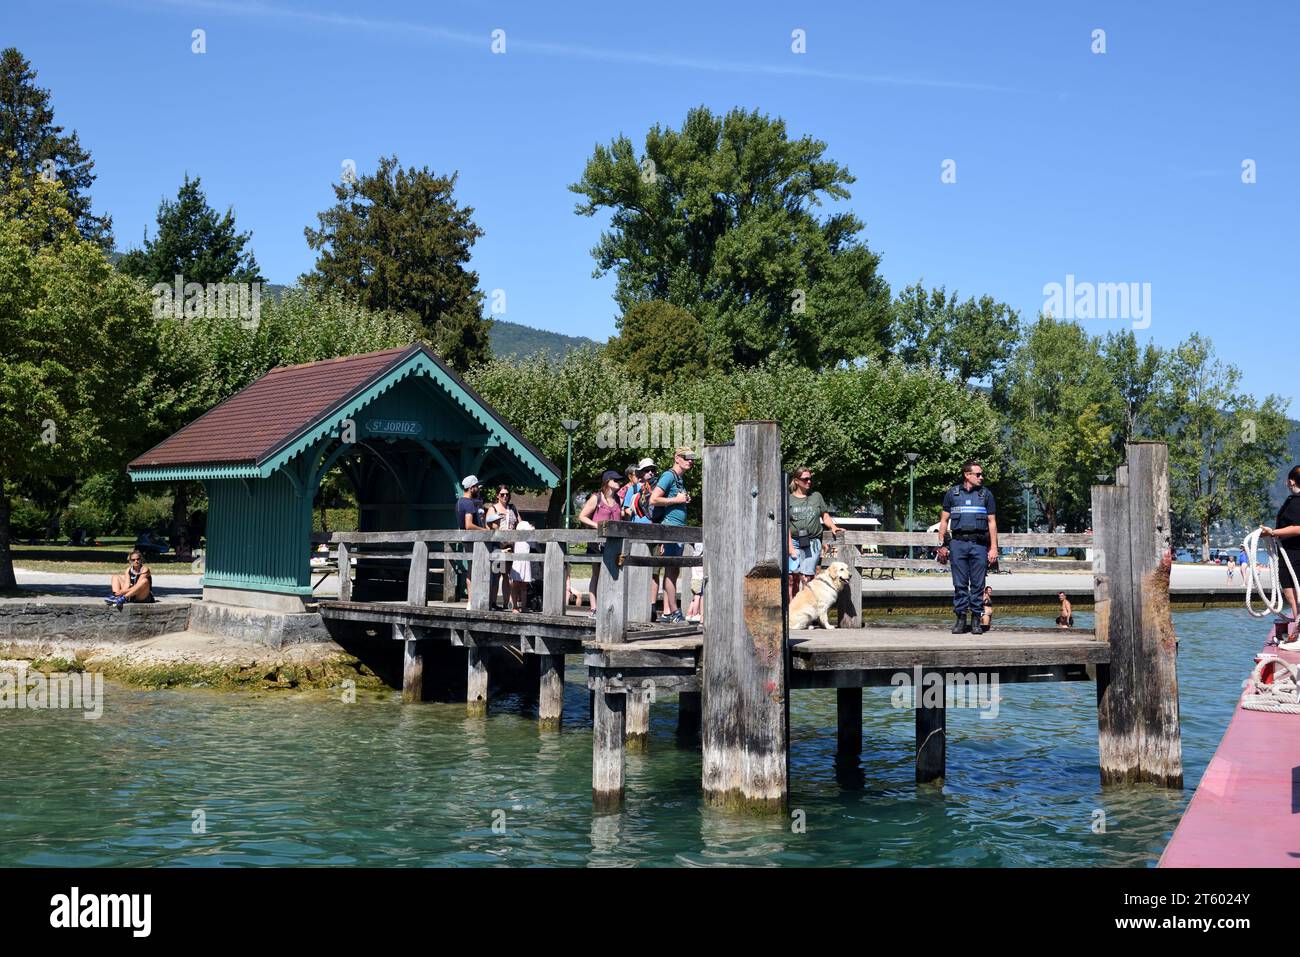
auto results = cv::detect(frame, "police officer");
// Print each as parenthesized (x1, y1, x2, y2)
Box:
(937, 460, 999, 634)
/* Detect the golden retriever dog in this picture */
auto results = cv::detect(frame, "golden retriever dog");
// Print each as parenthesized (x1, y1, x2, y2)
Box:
(789, 561, 853, 630)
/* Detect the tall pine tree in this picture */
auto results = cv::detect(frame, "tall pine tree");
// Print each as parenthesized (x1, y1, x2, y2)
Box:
(303, 154, 491, 371)
(0, 47, 112, 248)
(117, 175, 261, 285)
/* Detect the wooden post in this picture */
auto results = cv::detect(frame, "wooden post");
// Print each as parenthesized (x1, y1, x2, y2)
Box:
(915, 669, 945, 782)
(337, 541, 352, 601)
(469, 542, 491, 611)
(466, 639, 488, 715)
(701, 421, 789, 811)
(542, 542, 565, 616)
(401, 626, 424, 704)
(407, 539, 428, 606)
(625, 541, 652, 625)
(835, 539, 862, 629)
(592, 683, 626, 812)
(1092, 442, 1182, 787)
(592, 534, 630, 800)
(442, 548, 456, 603)
(537, 651, 565, 730)
(626, 685, 650, 750)
(595, 536, 626, 643)
(837, 687, 862, 758)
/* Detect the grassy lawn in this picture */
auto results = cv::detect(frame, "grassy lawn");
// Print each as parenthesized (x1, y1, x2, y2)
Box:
(10, 541, 202, 576)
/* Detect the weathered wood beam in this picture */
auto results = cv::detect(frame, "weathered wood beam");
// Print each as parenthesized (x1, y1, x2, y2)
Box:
(537, 653, 564, 730)
(837, 687, 862, 758)
(592, 683, 626, 811)
(701, 421, 789, 812)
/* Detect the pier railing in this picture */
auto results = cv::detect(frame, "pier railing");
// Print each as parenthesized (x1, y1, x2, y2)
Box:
(326, 523, 704, 642)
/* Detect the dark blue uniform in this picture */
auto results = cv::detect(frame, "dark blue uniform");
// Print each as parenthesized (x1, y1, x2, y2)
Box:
(942, 483, 996, 618)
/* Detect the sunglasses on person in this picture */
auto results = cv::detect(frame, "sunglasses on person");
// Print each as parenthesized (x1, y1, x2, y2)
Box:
(798, 474, 813, 482)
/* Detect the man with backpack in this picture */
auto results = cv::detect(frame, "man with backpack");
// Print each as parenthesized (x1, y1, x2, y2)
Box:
(650, 447, 696, 623)
(936, 460, 999, 635)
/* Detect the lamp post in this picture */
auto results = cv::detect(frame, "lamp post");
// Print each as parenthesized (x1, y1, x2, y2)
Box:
(560, 419, 580, 528)
(905, 452, 918, 559)
(1023, 482, 1034, 535)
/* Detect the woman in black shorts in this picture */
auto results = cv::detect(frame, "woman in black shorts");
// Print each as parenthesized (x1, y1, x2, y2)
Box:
(1261, 465, 1300, 622)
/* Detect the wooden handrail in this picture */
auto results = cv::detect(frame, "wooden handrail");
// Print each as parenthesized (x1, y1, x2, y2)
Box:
(835, 530, 1092, 548)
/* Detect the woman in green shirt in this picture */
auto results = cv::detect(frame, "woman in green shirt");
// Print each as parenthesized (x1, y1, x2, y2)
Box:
(787, 467, 842, 597)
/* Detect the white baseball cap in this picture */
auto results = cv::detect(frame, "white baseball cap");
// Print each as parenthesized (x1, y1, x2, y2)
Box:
(461, 474, 480, 490)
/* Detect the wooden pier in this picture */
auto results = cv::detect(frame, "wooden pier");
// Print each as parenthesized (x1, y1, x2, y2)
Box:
(318, 423, 1182, 812)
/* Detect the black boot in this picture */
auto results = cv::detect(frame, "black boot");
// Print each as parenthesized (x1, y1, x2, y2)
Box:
(970, 617, 984, 636)
(951, 614, 969, 634)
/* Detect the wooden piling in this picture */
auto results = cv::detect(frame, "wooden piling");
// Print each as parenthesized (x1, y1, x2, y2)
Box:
(834, 540, 862, 629)
(1092, 441, 1182, 787)
(592, 686, 626, 812)
(626, 686, 650, 750)
(836, 686, 862, 758)
(337, 541, 352, 601)
(538, 652, 565, 730)
(915, 670, 945, 783)
(466, 642, 489, 715)
(400, 626, 424, 703)
(542, 542, 565, 616)
(701, 421, 789, 811)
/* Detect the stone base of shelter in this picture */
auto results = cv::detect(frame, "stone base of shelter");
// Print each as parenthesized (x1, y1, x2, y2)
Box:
(190, 597, 329, 649)
(203, 585, 314, 615)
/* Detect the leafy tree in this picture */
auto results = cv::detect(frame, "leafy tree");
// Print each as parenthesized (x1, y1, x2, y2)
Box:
(1147, 334, 1290, 557)
(996, 315, 1118, 531)
(117, 174, 262, 539)
(0, 168, 155, 588)
(117, 175, 261, 285)
(303, 154, 490, 371)
(606, 300, 710, 390)
(466, 348, 651, 525)
(891, 282, 1020, 384)
(571, 106, 891, 371)
(1099, 329, 1162, 447)
(0, 48, 111, 247)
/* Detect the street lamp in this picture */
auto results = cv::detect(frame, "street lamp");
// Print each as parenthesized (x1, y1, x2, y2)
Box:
(904, 452, 919, 559)
(560, 419, 581, 528)
(1023, 482, 1035, 534)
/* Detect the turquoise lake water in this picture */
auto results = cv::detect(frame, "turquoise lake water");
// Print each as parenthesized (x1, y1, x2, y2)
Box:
(0, 608, 1262, 866)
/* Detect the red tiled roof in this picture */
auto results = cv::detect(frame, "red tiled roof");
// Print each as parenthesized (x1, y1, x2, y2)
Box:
(128, 345, 417, 470)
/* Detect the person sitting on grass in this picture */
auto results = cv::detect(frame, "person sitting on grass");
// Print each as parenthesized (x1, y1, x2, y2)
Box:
(105, 549, 152, 607)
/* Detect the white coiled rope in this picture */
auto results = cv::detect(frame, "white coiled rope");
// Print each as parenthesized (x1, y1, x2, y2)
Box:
(1242, 525, 1300, 620)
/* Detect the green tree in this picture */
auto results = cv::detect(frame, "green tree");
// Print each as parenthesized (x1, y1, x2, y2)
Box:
(996, 315, 1118, 531)
(0, 168, 155, 588)
(891, 282, 1021, 384)
(1147, 334, 1290, 557)
(571, 106, 891, 371)
(117, 174, 263, 540)
(466, 348, 651, 525)
(0, 48, 112, 247)
(117, 175, 261, 286)
(1099, 329, 1162, 447)
(606, 300, 710, 390)
(304, 154, 490, 372)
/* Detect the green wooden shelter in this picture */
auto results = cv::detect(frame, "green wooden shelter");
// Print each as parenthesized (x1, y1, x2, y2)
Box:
(128, 344, 560, 612)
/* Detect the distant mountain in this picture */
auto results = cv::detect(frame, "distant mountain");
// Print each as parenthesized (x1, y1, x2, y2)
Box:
(489, 318, 599, 361)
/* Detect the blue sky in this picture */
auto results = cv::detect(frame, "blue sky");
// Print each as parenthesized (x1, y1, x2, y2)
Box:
(8, 0, 1298, 410)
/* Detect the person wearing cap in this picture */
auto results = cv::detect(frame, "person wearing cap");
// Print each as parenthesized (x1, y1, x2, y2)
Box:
(650, 447, 696, 623)
(453, 475, 486, 602)
(578, 470, 625, 615)
(623, 457, 657, 524)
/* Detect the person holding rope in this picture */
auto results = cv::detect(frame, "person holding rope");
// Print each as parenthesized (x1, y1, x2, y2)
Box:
(1257, 465, 1300, 625)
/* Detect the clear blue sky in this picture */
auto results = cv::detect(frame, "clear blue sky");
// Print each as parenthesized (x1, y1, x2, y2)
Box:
(8, 0, 1298, 410)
